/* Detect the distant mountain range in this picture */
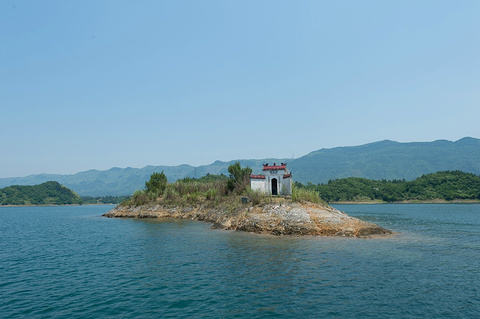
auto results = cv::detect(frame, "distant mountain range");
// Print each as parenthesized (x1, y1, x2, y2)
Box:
(1, 137, 479, 196)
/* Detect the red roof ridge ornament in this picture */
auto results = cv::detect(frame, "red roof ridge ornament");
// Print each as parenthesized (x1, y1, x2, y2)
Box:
(262, 162, 287, 171)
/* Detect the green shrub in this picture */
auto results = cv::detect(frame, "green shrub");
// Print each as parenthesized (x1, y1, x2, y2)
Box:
(164, 186, 178, 201)
(183, 192, 201, 204)
(205, 188, 218, 200)
(132, 190, 148, 206)
(247, 189, 266, 205)
(292, 186, 323, 204)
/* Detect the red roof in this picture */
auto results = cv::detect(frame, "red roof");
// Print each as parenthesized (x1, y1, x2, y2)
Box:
(250, 175, 266, 179)
(283, 174, 292, 178)
(263, 165, 286, 171)
(262, 162, 287, 171)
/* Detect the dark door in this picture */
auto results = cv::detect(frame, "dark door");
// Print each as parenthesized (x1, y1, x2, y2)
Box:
(271, 178, 278, 195)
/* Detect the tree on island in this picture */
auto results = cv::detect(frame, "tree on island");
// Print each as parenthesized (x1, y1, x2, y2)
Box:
(145, 171, 168, 198)
(227, 162, 252, 194)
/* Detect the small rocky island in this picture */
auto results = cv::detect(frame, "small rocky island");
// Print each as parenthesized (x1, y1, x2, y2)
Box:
(103, 163, 392, 238)
(104, 201, 392, 238)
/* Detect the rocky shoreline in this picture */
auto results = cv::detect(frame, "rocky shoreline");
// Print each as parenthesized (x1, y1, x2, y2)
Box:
(103, 202, 393, 238)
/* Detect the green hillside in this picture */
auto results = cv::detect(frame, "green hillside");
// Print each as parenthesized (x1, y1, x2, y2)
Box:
(289, 137, 480, 184)
(301, 171, 480, 203)
(0, 181, 82, 205)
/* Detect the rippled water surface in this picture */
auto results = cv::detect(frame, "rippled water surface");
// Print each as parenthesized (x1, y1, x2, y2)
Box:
(1, 204, 480, 318)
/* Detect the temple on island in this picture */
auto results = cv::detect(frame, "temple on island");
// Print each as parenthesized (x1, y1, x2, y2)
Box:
(250, 163, 293, 196)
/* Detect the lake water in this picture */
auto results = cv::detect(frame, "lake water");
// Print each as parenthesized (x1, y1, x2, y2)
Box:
(1, 204, 479, 318)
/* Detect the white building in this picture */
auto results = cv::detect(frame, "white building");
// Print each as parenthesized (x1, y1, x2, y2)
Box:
(250, 163, 293, 196)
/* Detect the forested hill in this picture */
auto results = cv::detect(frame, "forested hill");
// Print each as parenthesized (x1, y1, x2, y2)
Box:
(0, 137, 478, 196)
(301, 171, 480, 203)
(288, 137, 480, 184)
(0, 181, 82, 205)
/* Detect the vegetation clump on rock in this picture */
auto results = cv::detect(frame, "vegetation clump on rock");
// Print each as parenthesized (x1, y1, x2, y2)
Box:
(105, 163, 392, 238)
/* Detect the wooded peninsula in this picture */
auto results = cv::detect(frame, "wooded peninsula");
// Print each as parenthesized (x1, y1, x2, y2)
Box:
(0, 181, 82, 206)
(0, 181, 127, 206)
(296, 170, 480, 203)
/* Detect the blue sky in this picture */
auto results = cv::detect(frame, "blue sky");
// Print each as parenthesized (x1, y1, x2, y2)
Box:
(1, 1, 479, 178)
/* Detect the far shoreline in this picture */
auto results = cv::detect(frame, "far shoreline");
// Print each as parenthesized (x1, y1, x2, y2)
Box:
(330, 199, 480, 205)
(0, 203, 116, 208)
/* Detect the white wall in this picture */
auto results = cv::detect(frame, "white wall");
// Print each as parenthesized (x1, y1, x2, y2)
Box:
(282, 177, 292, 196)
(251, 179, 266, 193)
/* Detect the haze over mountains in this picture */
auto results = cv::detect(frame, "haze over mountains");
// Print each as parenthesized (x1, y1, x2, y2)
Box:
(1, 137, 479, 196)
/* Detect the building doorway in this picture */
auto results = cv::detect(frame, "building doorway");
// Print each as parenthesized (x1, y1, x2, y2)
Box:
(271, 178, 278, 195)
